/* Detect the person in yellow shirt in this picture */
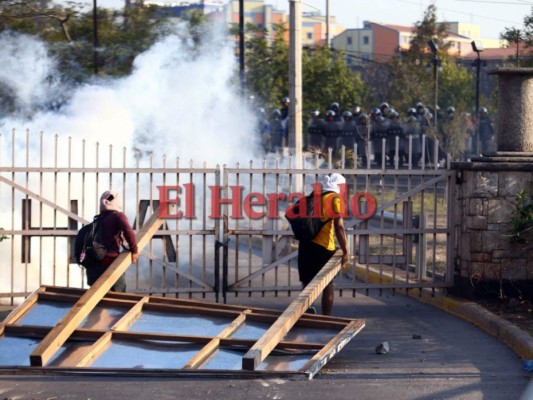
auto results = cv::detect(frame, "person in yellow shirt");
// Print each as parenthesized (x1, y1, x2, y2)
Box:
(297, 173, 349, 315)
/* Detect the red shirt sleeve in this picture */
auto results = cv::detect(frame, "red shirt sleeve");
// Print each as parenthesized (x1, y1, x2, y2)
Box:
(115, 212, 138, 254)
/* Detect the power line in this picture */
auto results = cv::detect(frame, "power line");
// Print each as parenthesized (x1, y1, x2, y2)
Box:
(455, 0, 532, 5)
(398, 0, 523, 25)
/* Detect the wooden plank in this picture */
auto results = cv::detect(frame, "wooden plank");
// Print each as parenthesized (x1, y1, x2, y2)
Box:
(300, 319, 365, 378)
(76, 297, 149, 367)
(184, 312, 248, 369)
(242, 252, 343, 371)
(29, 210, 164, 367)
(0, 290, 40, 335)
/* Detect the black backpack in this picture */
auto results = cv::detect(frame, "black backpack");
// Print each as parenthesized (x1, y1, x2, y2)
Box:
(74, 213, 112, 266)
(285, 191, 333, 241)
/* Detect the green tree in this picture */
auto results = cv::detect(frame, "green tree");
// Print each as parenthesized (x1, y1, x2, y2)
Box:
(387, 5, 451, 113)
(385, 4, 473, 158)
(500, 27, 523, 67)
(244, 22, 366, 115)
(302, 45, 365, 117)
(1, 0, 164, 79)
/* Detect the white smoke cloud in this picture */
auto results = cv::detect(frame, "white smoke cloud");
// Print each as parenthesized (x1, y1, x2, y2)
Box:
(0, 31, 60, 115)
(0, 21, 264, 300)
(0, 21, 261, 166)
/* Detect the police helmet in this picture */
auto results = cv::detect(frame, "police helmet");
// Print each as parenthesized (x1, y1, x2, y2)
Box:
(342, 111, 353, 120)
(480, 107, 488, 114)
(415, 101, 424, 109)
(310, 109, 320, 118)
(407, 107, 416, 116)
(380, 102, 390, 110)
(352, 104, 362, 114)
(447, 106, 455, 114)
(371, 108, 381, 116)
(329, 102, 340, 112)
(389, 109, 399, 119)
(281, 97, 290, 105)
(272, 109, 282, 119)
(326, 109, 336, 119)
(357, 113, 368, 123)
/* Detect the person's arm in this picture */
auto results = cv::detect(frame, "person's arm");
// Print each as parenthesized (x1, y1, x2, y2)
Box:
(116, 213, 139, 263)
(334, 216, 349, 267)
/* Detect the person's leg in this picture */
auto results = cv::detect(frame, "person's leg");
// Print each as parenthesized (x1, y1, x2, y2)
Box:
(321, 282, 334, 316)
(111, 274, 127, 292)
(85, 265, 107, 286)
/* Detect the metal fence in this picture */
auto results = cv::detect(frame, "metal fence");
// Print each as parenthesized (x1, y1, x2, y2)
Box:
(222, 150, 455, 300)
(0, 130, 455, 304)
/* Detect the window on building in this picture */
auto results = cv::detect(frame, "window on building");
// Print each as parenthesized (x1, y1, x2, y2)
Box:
(363, 36, 369, 45)
(307, 32, 313, 40)
(347, 36, 352, 45)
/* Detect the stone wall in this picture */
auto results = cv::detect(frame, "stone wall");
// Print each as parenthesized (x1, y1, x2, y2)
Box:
(453, 163, 533, 297)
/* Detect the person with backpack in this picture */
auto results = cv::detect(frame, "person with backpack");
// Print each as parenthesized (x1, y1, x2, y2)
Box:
(286, 173, 349, 315)
(82, 190, 139, 292)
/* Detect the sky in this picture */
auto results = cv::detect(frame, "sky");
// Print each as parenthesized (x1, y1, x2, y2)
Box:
(269, 0, 530, 40)
(85, 0, 530, 40)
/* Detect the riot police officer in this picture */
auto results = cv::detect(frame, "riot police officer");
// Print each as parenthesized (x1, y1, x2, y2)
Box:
(268, 109, 284, 152)
(280, 97, 290, 146)
(307, 109, 324, 150)
(371, 115, 388, 166)
(352, 104, 363, 120)
(386, 110, 405, 167)
(447, 106, 455, 121)
(405, 115, 422, 167)
(328, 102, 342, 122)
(340, 111, 356, 159)
(478, 107, 494, 154)
(323, 110, 341, 153)
(380, 102, 391, 118)
(356, 113, 369, 167)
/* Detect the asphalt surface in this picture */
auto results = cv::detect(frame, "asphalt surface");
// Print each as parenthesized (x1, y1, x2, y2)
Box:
(0, 290, 531, 400)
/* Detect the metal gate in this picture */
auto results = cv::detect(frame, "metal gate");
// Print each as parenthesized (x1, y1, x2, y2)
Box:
(0, 131, 455, 303)
(222, 147, 456, 299)
(0, 130, 221, 304)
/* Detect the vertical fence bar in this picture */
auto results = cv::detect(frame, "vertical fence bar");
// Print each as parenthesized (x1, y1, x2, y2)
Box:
(134, 149, 140, 291)
(81, 139, 86, 287)
(24, 129, 29, 293)
(161, 154, 167, 294)
(10, 130, 15, 304)
(67, 137, 72, 286)
(53, 135, 58, 286)
(202, 163, 207, 298)
(222, 164, 229, 303)
(174, 157, 181, 297)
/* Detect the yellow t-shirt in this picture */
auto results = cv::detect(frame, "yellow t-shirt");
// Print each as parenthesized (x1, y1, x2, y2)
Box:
(312, 193, 343, 251)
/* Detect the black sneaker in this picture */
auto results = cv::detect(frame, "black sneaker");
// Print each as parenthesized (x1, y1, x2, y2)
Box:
(305, 306, 317, 314)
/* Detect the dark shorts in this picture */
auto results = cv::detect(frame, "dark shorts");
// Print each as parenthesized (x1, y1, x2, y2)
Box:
(297, 240, 335, 285)
(85, 264, 127, 292)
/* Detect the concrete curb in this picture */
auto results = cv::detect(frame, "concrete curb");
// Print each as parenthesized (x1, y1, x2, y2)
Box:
(352, 265, 533, 360)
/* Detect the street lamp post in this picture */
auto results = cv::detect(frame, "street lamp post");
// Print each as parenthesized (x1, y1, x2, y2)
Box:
(471, 40, 484, 155)
(428, 40, 440, 131)
(92, 0, 98, 75)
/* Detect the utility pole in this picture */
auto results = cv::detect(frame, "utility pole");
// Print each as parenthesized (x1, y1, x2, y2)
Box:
(472, 40, 484, 155)
(289, 0, 303, 173)
(325, 0, 330, 47)
(239, 0, 245, 95)
(92, 0, 99, 75)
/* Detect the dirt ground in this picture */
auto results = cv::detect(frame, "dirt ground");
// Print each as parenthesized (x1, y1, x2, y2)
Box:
(473, 297, 533, 336)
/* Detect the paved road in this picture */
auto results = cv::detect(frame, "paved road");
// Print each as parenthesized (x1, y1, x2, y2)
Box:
(0, 290, 530, 400)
